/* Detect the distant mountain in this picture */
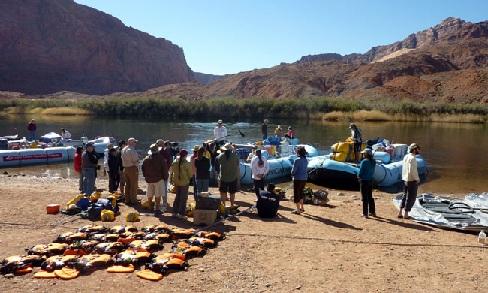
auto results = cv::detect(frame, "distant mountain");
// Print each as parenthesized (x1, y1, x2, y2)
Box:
(141, 17, 488, 103)
(193, 72, 224, 85)
(0, 0, 194, 95)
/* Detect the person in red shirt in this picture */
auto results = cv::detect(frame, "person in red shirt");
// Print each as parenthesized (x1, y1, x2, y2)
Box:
(74, 146, 83, 192)
(285, 126, 295, 139)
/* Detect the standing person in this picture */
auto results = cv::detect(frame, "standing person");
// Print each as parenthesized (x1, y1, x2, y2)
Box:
(81, 143, 98, 195)
(261, 119, 268, 140)
(74, 146, 83, 193)
(349, 123, 363, 163)
(157, 139, 172, 205)
(107, 148, 122, 193)
(142, 144, 168, 214)
(358, 148, 376, 218)
(214, 119, 227, 145)
(117, 140, 126, 196)
(398, 143, 421, 220)
(121, 138, 140, 206)
(194, 147, 211, 200)
(191, 145, 199, 198)
(251, 149, 269, 199)
(27, 119, 37, 141)
(274, 125, 283, 139)
(217, 143, 240, 208)
(291, 146, 308, 214)
(103, 143, 114, 176)
(170, 149, 192, 219)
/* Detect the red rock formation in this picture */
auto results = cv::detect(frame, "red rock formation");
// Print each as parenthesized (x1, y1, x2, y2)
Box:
(0, 0, 193, 94)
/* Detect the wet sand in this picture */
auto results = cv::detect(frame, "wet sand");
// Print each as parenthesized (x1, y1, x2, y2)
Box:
(1, 174, 487, 293)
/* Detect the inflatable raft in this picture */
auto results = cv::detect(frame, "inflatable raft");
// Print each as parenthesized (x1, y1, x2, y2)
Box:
(0, 146, 76, 168)
(307, 152, 427, 190)
(393, 193, 488, 232)
(239, 144, 319, 185)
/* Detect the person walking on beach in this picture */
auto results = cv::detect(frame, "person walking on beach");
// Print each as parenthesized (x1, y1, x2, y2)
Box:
(170, 149, 192, 219)
(74, 146, 83, 193)
(81, 143, 98, 195)
(142, 144, 168, 214)
(217, 143, 240, 208)
(214, 119, 227, 145)
(261, 119, 268, 140)
(358, 148, 376, 218)
(349, 123, 363, 163)
(251, 149, 269, 199)
(398, 143, 421, 219)
(291, 146, 308, 214)
(121, 138, 139, 206)
(27, 119, 37, 141)
(107, 147, 122, 193)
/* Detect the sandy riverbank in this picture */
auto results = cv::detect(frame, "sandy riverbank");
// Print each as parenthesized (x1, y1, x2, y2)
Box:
(0, 174, 487, 292)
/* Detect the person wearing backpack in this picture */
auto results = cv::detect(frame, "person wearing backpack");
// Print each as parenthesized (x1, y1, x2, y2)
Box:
(142, 144, 168, 214)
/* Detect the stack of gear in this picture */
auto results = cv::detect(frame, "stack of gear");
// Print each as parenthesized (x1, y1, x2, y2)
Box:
(1, 224, 225, 282)
(303, 187, 329, 205)
(330, 138, 357, 162)
(63, 191, 121, 221)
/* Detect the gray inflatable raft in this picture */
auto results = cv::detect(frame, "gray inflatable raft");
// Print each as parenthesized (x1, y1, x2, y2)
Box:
(393, 193, 488, 232)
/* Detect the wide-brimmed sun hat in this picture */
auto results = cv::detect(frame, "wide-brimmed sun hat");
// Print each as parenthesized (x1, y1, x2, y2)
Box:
(220, 142, 232, 151)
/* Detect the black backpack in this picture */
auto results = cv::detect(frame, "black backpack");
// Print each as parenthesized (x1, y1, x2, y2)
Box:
(257, 191, 280, 218)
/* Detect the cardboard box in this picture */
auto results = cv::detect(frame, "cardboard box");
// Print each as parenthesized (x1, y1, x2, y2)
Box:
(193, 209, 217, 226)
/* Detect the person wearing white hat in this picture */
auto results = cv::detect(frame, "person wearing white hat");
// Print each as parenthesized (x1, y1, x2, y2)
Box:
(398, 143, 421, 219)
(121, 137, 140, 206)
(214, 119, 227, 144)
(358, 148, 376, 218)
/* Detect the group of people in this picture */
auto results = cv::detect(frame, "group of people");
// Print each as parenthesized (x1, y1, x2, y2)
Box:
(72, 118, 421, 221)
(260, 119, 296, 140)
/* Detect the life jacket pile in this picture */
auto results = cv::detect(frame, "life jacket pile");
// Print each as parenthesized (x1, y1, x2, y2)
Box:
(1, 223, 225, 282)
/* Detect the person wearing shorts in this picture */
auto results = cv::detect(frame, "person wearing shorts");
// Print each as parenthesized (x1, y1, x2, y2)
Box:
(217, 143, 240, 208)
(291, 146, 308, 214)
(142, 144, 168, 214)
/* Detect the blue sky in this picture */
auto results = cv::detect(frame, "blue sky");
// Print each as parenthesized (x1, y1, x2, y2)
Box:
(76, 0, 487, 75)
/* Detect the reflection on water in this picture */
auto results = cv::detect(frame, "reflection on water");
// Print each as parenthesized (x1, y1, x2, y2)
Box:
(1, 115, 487, 194)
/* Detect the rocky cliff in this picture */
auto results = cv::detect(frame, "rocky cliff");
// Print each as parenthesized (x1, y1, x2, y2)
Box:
(142, 17, 488, 103)
(0, 0, 193, 94)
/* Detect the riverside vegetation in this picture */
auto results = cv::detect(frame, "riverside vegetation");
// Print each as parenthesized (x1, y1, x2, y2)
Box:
(1, 97, 487, 123)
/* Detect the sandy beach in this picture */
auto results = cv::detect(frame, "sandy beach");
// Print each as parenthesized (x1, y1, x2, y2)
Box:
(0, 173, 487, 293)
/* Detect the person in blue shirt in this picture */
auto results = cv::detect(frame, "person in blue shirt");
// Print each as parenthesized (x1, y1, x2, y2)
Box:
(358, 148, 376, 218)
(291, 146, 308, 214)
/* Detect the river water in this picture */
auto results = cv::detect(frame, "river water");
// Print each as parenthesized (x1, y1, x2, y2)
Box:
(1, 115, 487, 194)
